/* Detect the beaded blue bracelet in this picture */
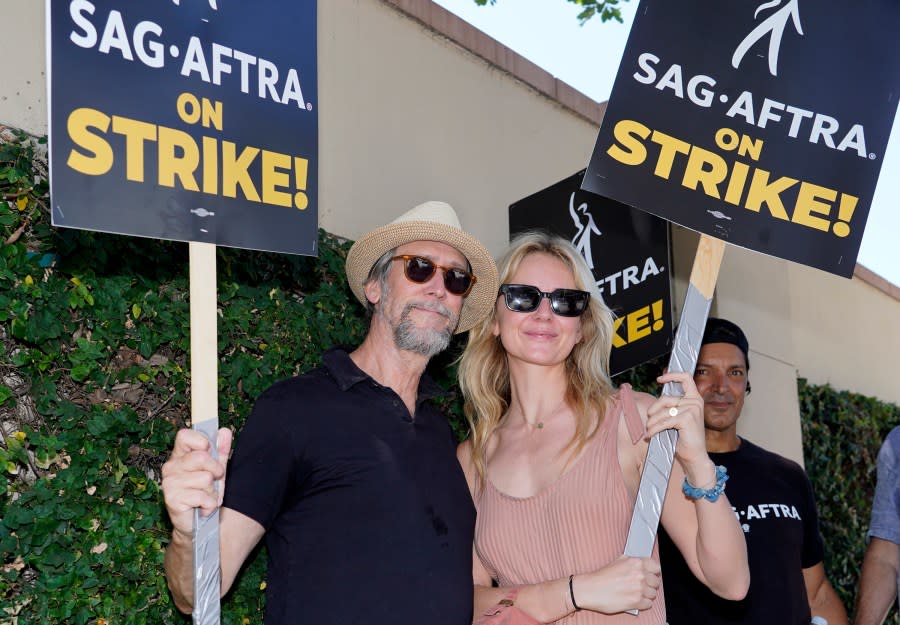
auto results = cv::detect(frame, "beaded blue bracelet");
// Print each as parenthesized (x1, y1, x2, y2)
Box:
(682, 465, 729, 502)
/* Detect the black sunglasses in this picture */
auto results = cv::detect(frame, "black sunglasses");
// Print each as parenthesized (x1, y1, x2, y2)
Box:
(391, 255, 476, 297)
(498, 284, 590, 317)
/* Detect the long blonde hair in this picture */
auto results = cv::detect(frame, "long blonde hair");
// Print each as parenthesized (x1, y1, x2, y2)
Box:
(458, 231, 618, 487)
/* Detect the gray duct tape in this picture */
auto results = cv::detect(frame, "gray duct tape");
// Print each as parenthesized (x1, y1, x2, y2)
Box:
(192, 419, 221, 625)
(622, 282, 711, 615)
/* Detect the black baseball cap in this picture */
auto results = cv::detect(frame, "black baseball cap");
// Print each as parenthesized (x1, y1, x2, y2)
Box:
(701, 317, 750, 369)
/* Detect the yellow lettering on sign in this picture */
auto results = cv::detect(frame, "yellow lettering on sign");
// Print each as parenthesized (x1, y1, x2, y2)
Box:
(650, 130, 691, 179)
(792, 183, 837, 232)
(607, 120, 651, 166)
(64, 101, 312, 212)
(744, 169, 796, 221)
(604, 120, 860, 238)
(682, 145, 727, 199)
(111, 116, 157, 182)
(159, 127, 201, 191)
(67, 108, 114, 176)
(611, 299, 666, 349)
(221, 141, 261, 201)
(261, 150, 292, 207)
(176, 92, 223, 131)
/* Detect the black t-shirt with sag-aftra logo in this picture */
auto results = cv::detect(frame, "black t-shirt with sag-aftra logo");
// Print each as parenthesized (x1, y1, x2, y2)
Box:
(659, 438, 825, 625)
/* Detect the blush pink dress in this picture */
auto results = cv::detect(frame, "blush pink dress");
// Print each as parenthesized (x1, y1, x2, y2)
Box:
(474, 384, 667, 624)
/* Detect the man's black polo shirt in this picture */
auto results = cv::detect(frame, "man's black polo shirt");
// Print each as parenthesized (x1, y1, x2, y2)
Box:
(223, 347, 475, 625)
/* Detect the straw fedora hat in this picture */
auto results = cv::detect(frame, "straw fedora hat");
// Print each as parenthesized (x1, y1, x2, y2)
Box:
(345, 201, 498, 334)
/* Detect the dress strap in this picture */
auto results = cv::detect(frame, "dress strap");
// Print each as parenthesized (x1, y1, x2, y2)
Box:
(618, 383, 645, 445)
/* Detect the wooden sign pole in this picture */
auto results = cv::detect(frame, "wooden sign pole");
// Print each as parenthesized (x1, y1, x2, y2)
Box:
(623, 233, 725, 615)
(189, 241, 221, 625)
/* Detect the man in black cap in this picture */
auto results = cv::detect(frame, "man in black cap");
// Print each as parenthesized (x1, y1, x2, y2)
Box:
(659, 317, 848, 625)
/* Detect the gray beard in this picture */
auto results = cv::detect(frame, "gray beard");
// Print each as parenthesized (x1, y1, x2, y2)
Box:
(393, 303, 455, 357)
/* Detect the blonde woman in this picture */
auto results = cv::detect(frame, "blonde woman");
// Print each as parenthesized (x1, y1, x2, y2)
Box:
(457, 232, 749, 624)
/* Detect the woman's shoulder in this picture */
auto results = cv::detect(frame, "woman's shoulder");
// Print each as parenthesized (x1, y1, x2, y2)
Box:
(455, 438, 478, 495)
(456, 437, 474, 465)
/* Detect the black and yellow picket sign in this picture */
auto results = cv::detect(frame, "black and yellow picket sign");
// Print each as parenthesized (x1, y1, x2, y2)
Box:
(583, 0, 900, 278)
(49, 0, 318, 256)
(581, 0, 900, 578)
(509, 170, 672, 376)
(48, 2, 318, 624)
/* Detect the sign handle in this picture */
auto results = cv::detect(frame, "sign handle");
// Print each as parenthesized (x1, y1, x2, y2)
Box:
(189, 241, 221, 625)
(622, 234, 725, 615)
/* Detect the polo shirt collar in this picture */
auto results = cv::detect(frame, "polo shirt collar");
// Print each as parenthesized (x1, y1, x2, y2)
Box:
(322, 346, 446, 402)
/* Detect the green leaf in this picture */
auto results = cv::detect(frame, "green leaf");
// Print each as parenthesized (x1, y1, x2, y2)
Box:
(70, 363, 93, 382)
(86, 414, 111, 437)
(10, 316, 27, 339)
(0, 384, 14, 406)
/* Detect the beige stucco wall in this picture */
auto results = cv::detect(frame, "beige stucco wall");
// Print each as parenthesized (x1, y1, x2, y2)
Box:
(0, 2, 46, 133)
(316, 0, 599, 256)
(788, 263, 900, 406)
(3, 0, 898, 467)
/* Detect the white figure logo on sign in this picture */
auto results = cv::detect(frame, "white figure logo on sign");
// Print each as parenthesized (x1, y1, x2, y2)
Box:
(569, 192, 602, 270)
(172, 0, 219, 9)
(732, 0, 803, 77)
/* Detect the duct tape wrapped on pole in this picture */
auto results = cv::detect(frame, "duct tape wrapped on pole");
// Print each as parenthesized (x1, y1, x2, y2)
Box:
(190, 242, 221, 625)
(622, 235, 724, 616)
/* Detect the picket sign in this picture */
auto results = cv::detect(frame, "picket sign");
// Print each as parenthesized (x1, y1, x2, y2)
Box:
(622, 234, 725, 615)
(46, 2, 320, 622)
(578, 2, 900, 616)
(189, 242, 221, 625)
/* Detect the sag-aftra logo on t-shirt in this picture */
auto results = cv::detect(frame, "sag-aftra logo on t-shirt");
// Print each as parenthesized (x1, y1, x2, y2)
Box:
(731, 502, 802, 533)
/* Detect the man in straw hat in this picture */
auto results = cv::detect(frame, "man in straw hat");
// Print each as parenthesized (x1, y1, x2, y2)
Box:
(161, 201, 499, 625)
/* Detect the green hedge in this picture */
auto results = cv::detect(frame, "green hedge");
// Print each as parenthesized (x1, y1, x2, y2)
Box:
(0, 129, 896, 623)
(800, 378, 900, 616)
(0, 129, 368, 624)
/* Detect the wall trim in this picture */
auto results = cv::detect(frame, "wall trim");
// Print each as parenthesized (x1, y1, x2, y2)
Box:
(854, 263, 900, 302)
